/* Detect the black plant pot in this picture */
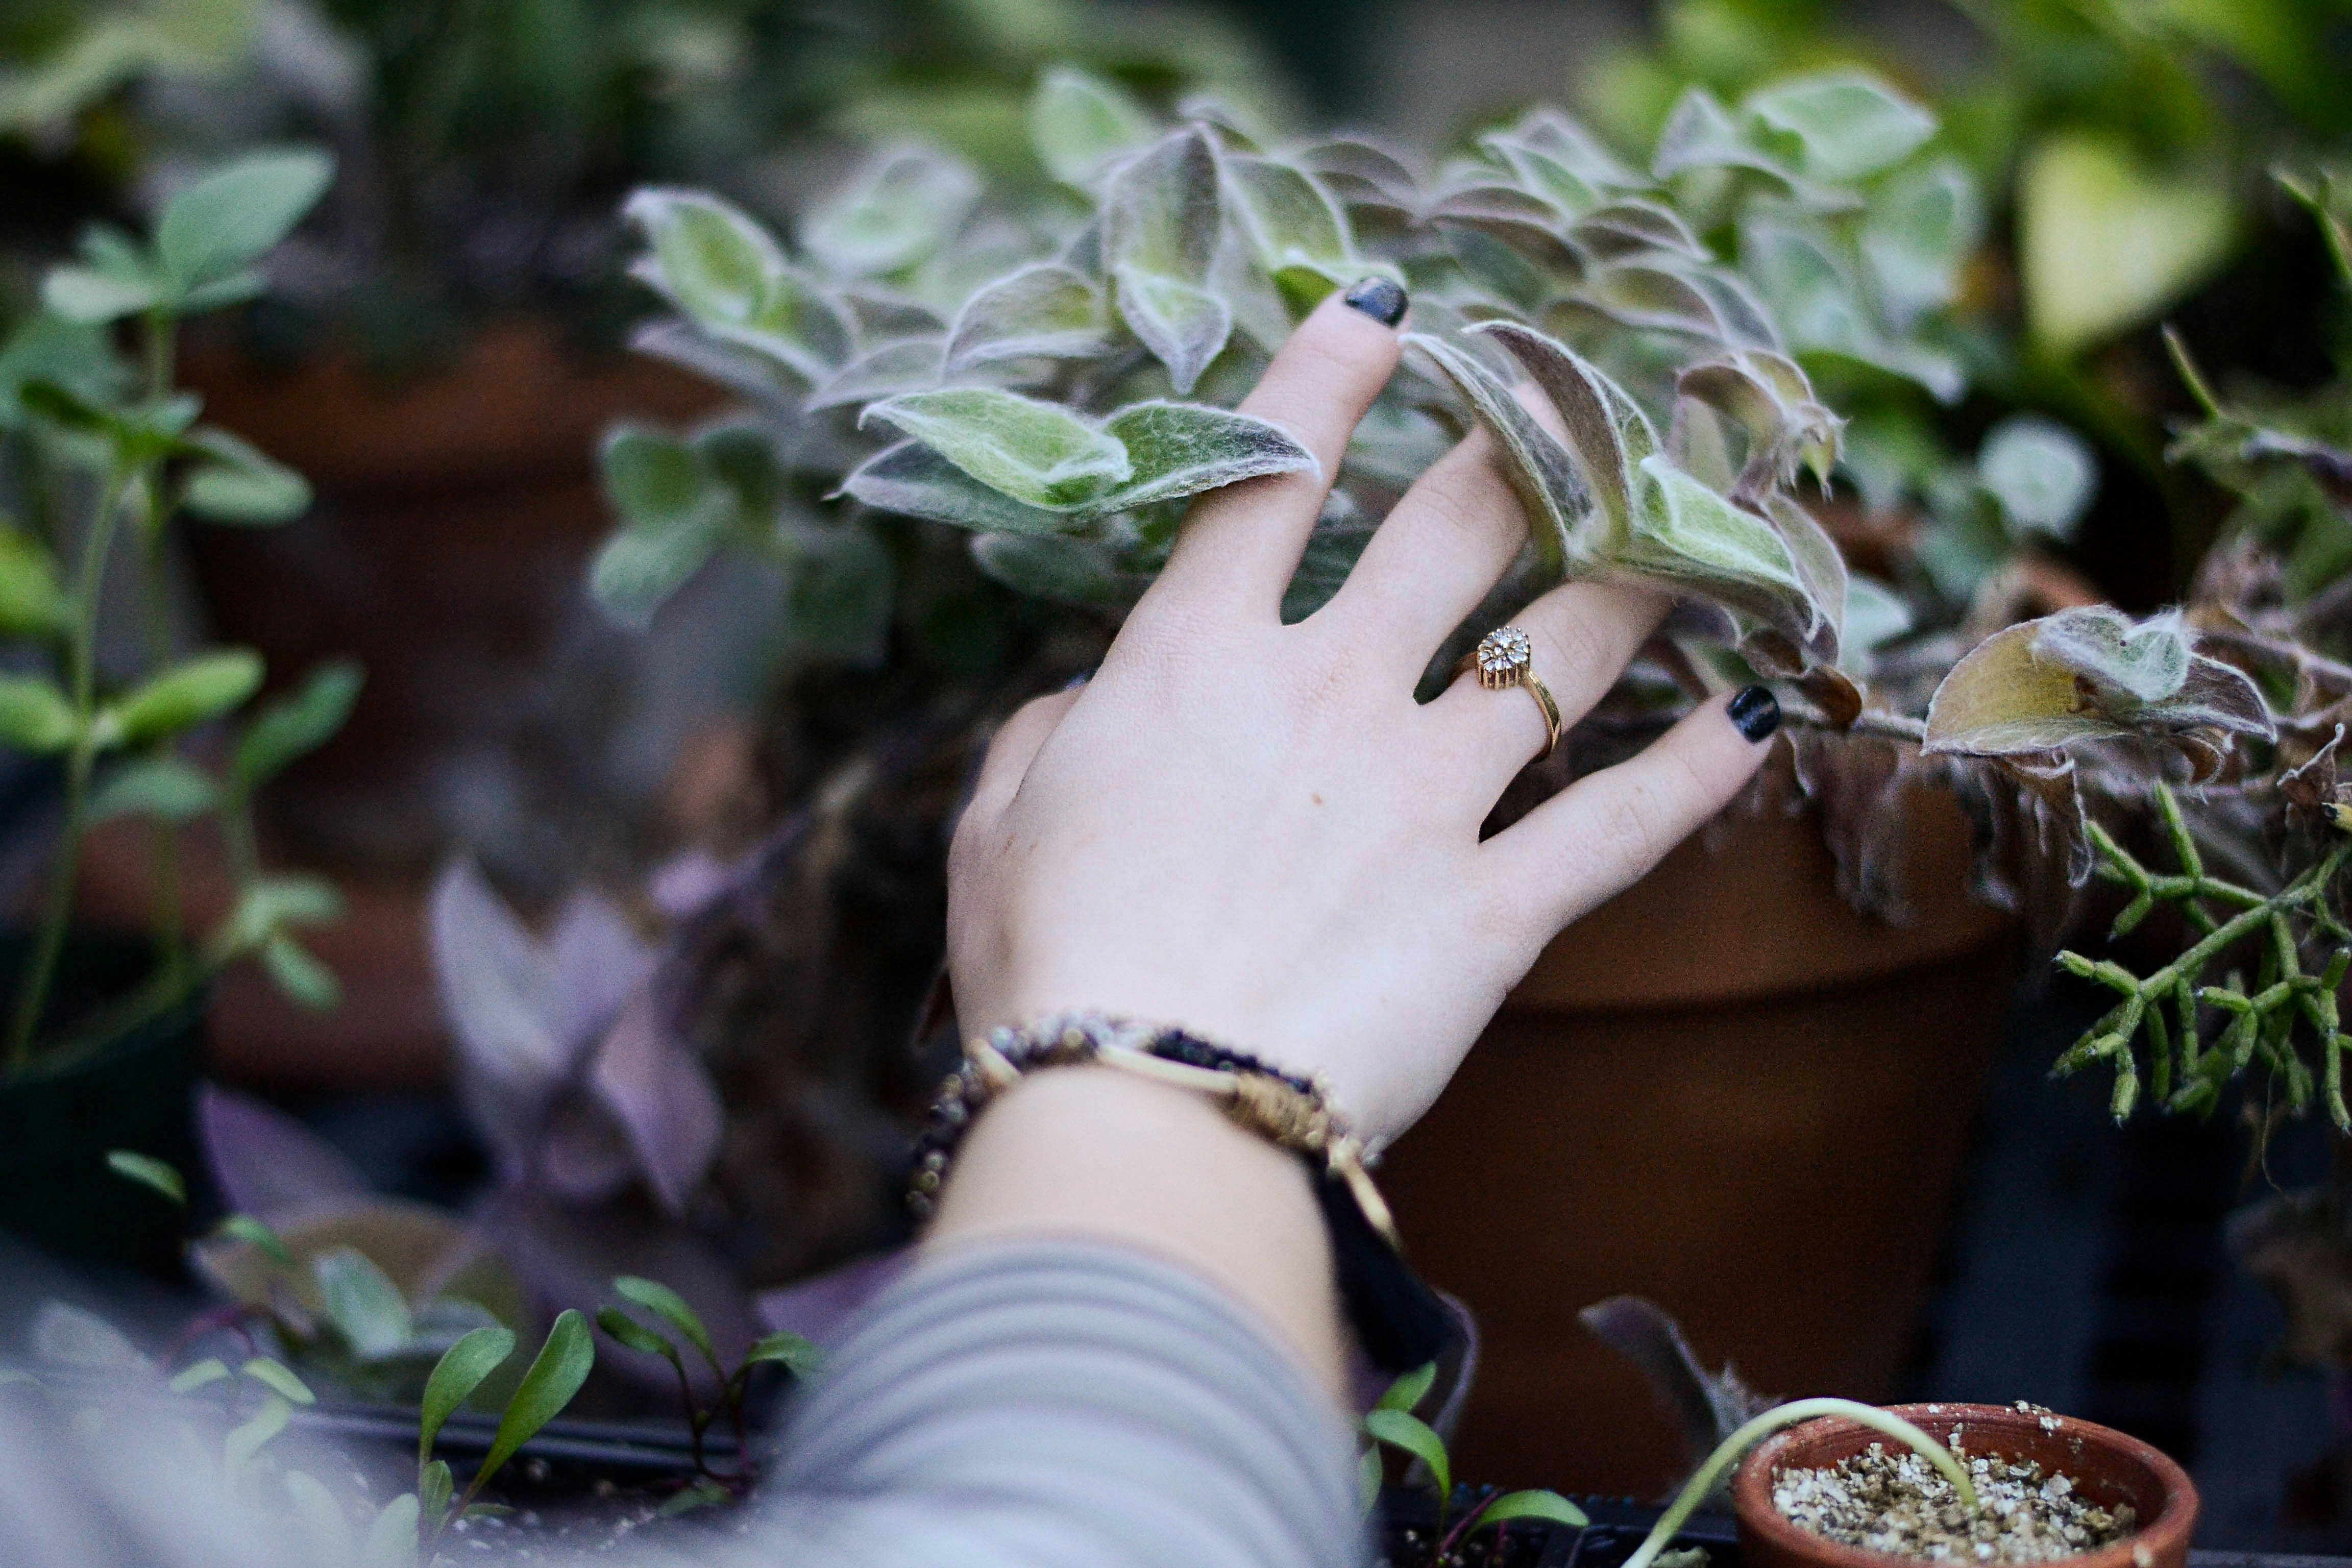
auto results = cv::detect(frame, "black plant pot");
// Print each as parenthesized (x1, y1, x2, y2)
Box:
(0, 934, 203, 1273)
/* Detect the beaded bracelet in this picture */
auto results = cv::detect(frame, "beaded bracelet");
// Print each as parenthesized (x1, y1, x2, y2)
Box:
(908, 1012, 1451, 1371)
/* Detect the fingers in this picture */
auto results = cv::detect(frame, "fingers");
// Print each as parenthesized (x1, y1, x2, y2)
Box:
(959, 685, 1084, 834)
(1150, 280, 1406, 616)
(1309, 426, 1528, 665)
(1477, 685, 1781, 934)
(1424, 576, 1672, 796)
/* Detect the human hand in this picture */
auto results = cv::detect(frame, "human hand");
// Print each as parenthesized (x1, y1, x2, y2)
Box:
(945, 280, 1781, 1150)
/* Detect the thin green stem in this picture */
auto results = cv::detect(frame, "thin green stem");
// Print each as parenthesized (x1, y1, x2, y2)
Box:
(135, 309, 187, 1000)
(1621, 1399, 1977, 1568)
(7, 467, 134, 1073)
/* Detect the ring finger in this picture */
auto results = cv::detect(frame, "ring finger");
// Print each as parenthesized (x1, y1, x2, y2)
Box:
(1424, 574, 1673, 800)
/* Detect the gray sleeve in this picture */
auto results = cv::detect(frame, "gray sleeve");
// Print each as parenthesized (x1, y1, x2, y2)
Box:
(751, 1239, 1372, 1568)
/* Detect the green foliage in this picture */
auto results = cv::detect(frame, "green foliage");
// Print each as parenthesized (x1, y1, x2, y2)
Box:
(2, 143, 356, 1075)
(475, 1311, 594, 1493)
(104, 1148, 185, 1205)
(598, 1275, 824, 1496)
(419, 1327, 517, 1464)
(1359, 1362, 1587, 1546)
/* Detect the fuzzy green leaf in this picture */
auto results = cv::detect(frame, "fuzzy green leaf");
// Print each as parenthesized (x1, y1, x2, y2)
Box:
(181, 429, 311, 524)
(1223, 155, 1353, 277)
(970, 531, 1141, 607)
(1474, 322, 1655, 547)
(421, 1326, 516, 1463)
(1112, 267, 1232, 395)
(841, 440, 1072, 536)
(211, 873, 342, 957)
(419, 1460, 453, 1528)
(1406, 331, 1587, 573)
(1977, 415, 2095, 540)
(1030, 67, 1157, 188)
(1097, 401, 1317, 511)
(0, 674, 79, 754)
(625, 190, 849, 382)
(944, 263, 1107, 372)
(105, 1149, 185, 1204)
(476, 1310, 595, 1490)
(1362, 1408, 1450, 1502)
(2029, 606, 2188, 704)
(803, 147, 979, 277)
(1860, 158, 1982, 329)
(235, 660, 362, 786)
(862, 388, 1130, 510)
(1744, 70, 1934, 182)
(107, 649, 264, 745)
(612, 1277, 715, 1367)
(1922, 621, 2136, 755)
(156, 149, 334, 292)
(90, 756, 219, 823)
(1629, 458, 1810, 609)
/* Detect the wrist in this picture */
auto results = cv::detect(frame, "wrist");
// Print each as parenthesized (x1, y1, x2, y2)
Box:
(927, 1066, 1346, 1391)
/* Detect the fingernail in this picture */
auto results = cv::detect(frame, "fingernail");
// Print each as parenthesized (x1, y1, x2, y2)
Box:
(1342, 276, 1407, 327)
(1728, 684, 1780, 743)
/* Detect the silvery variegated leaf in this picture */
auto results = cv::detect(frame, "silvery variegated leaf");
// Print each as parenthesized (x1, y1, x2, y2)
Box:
(1104, 126, 1230, 389)
(1498, 107, 1646, 193)
(805, 338, 945, 412)
(1924, 620, 2144, 756)
(1743, 70, 1936, 183)
(838, 440, 1073, 536)
(1677, 351, 1844, 494)
(1113, 264, 1232, 394)
(1030, 66, 1159, 189)
(1403, 331, 1590, 573)
(836, 287, 946, 344)
(1094, 401, 1317, 513)
(1762, 492, 1849, 652)
(1567, 200, 1706, 263)
(802, 145, 981, 278)
(1471, 320, 1658, 553)
(945, 263, 1107, 372)
(624, 189, 852, 384)
(970, 530, 1147, 607)
(1586, 261, 1733, 340)
(1977, 414, 2096, 540)
(1221, 153, 1355, 280)
(1290, 138, 1424, 216)
(1654, 86, 1803, 186)
(861, 386, 1132, 510)
(1739, 212, 1965, 403)
(1625, 455, 1824, 661)
(1860, 157, 1984, 331)
(2030, 605, 2189, 704)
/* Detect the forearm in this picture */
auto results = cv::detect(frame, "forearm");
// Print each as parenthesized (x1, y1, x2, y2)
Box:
(924, 1065, 1349, 1398)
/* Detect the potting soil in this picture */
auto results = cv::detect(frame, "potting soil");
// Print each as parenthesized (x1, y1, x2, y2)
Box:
(1773, 1443, 2137, 1562)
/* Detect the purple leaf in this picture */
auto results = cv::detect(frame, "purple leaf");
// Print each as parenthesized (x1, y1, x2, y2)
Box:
(548, 889, 658, 1052)
(535, 1094, 639, 1205)
(587, 990, 724, 1218)
(753, 1250, 912, 1349)
(198, 1083, 371, 1224)
(430, 860, 574, 1180)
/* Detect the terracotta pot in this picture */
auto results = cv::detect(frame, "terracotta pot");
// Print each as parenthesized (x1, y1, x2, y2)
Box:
(1733, 1402, 2198, 1568)
(1379, 786, 2018, 1496)
(180, 320, 721, 873)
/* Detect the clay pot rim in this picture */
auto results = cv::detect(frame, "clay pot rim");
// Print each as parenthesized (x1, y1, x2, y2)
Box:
(1729, 1402, 2197, 1568)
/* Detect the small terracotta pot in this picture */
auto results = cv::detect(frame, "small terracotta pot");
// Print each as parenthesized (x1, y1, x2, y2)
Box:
(1732, 1402, 2199, 1568)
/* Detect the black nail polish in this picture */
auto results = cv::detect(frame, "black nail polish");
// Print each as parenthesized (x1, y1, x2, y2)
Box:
(1728, 684, 1780, 743)
(1342, 276, 1407, 327)
(1060, 668, 1094, 692)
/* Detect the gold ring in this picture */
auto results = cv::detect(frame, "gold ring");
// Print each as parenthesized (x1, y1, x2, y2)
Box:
(1461, 625, 1562, 758)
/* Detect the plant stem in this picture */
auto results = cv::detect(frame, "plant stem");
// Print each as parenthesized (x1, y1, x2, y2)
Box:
(1619, 1399, 1978, 1568)
(136, 310, 187, 1001)
(2195, 625, 2352, 697)
(6, 467, 134, 1074)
